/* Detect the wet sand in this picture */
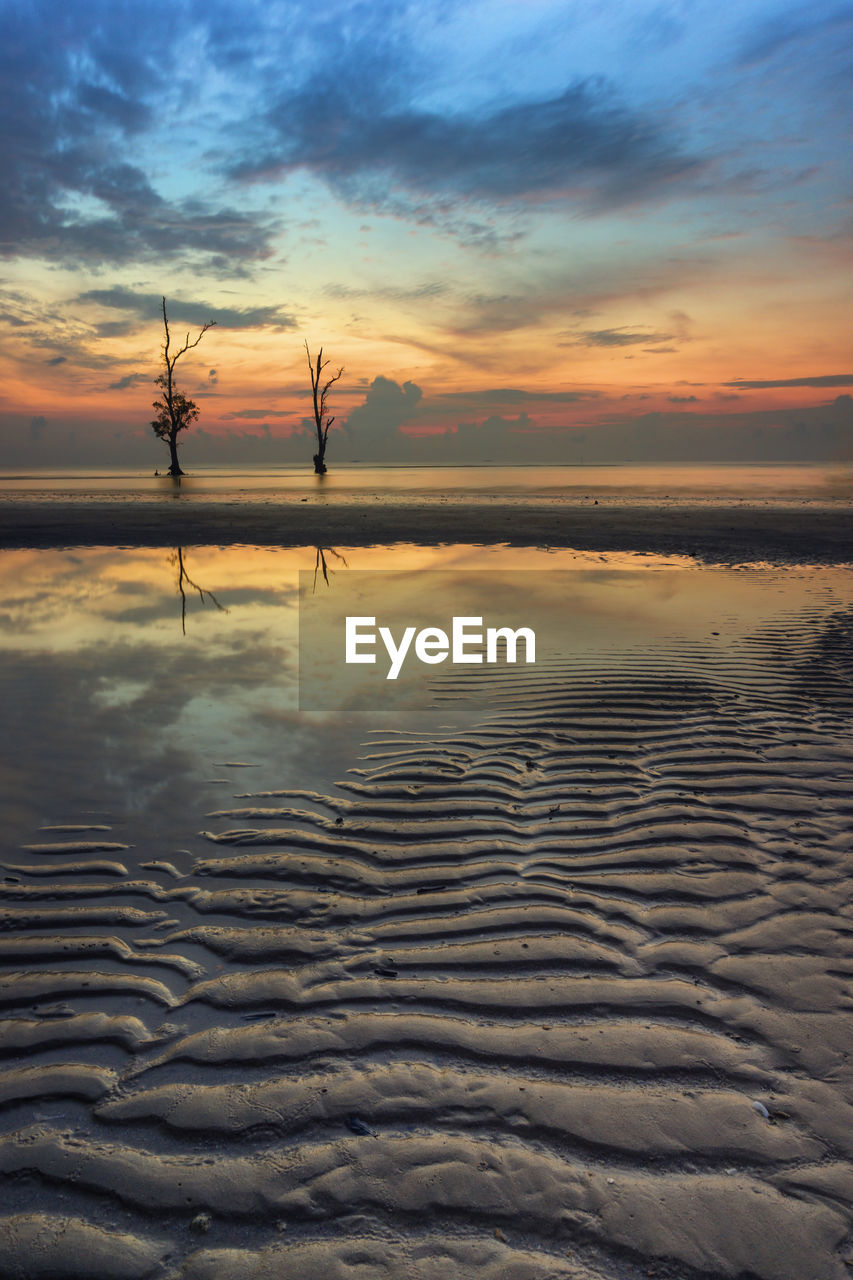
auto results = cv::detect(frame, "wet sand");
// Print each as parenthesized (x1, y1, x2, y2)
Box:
(0, 496, 852, 561)
(1, 537, 852, 1277)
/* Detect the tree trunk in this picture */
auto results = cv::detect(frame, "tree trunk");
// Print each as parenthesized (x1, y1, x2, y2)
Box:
(168, 429, 183, 476)
(313, 446, 327, 475)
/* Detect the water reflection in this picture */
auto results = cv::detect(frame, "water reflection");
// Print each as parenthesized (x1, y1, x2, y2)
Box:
(153, 472, 184, 494)
(296, 565, 852, 711)
(0, 545, 850, 862)
(313, 547, 348, 592)
(170, 547, 228, 634)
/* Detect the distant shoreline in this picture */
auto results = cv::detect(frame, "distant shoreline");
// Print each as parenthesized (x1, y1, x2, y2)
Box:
(1, 498, 851, 562)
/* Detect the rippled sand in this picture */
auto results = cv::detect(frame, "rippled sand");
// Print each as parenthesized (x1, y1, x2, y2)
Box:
(1, 546, 852, 1278)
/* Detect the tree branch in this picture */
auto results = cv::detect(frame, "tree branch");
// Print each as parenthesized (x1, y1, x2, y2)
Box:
(171, 322, 216, 367)
(163, 297, 216, 374)
(321, 369, 344, 398)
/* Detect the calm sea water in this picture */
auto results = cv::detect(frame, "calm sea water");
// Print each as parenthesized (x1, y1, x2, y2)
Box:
(2, 541, 851, 848)
(0, 462, 851, 503)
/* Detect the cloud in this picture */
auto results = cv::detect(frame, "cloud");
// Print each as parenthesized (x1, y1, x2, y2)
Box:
(326, 280, 447, 303)
(449, 277, 700, 343)
(0, 2, 277, 270)
(77, 288, 297, 331)
(435, 388, 599, 407)
(343, 376, 423, 441)
(453, 413, 535, 457)
(668, 394, 699, 402)
(3, 394, 852, 469)
(108, 372, 149, 390)
(339, 381, 597, 456)
(571, 327, 677, 348)
(0, 286, 131, 371)
(231, 77, 702, 216)
(221, 409, 294, 420)
(737, 7, 853, 68)
(724, 374, 853, 389)
(94, 320, 139, 339)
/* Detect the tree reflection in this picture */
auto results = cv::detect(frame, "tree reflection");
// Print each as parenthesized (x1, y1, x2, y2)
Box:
(169, 547, 228, 634)
(313, 546, 348, 592)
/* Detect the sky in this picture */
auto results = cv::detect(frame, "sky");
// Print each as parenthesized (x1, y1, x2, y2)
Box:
(0, 0, 851, 467)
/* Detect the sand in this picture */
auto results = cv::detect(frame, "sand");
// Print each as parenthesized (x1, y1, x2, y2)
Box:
(0, 496, 851, 561)
(0, 510, 852, 1278)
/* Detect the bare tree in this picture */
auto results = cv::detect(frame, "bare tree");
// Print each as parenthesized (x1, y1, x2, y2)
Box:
(152, 298, 216, 476)
(305, 341, 343, 474)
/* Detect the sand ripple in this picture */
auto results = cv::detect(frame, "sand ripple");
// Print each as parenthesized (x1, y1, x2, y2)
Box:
(1, 608, 852, 1277)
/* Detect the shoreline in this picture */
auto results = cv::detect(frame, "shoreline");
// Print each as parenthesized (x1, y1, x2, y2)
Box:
(0, 498, 851, 562)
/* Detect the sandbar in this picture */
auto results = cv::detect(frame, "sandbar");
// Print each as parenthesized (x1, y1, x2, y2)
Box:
(1, 496, 851, 560)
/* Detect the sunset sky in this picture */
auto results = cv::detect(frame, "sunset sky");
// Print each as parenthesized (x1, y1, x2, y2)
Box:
(1, 0, 851, 466)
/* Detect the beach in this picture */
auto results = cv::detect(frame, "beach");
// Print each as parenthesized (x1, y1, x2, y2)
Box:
(0, 497, 851, 1279)
(2, 0, 851, 1269)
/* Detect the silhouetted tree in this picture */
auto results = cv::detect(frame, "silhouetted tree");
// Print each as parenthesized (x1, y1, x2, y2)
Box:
(305, 341, 343, 474)
(152, 298, 216, 476)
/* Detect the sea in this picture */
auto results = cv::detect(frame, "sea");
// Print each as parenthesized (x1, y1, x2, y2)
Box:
(0, 460, 851, 504)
